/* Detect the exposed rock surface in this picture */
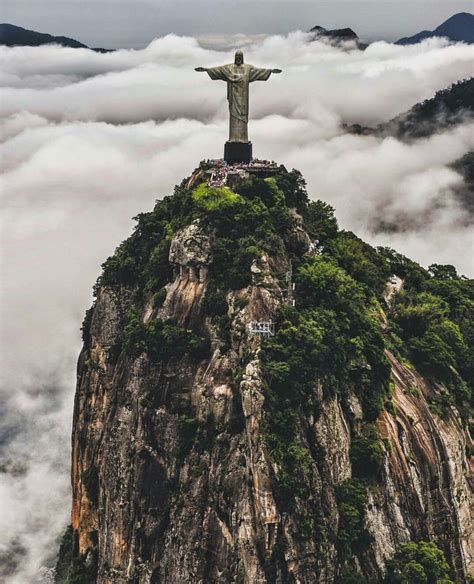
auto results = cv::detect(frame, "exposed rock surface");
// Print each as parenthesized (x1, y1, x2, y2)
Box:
(62, 165, 472, 583)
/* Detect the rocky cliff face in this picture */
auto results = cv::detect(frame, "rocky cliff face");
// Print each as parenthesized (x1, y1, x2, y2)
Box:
(59, 164, 472, 583)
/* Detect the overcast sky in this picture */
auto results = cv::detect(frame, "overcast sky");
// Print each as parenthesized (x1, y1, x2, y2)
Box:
(1, 0, 473, 48)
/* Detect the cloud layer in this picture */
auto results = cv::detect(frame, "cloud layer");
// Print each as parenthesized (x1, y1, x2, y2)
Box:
(1, 32, 473, 582)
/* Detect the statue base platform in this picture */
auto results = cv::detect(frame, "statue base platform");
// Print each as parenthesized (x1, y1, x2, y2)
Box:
(224, 141, 252, 164)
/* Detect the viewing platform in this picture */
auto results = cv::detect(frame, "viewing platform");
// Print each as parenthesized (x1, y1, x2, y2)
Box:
(199, 158, 282, 188)
(247, 321, 275, 337)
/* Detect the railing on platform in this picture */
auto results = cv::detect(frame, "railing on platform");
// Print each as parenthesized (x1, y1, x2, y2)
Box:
(248, 321, 275, 337)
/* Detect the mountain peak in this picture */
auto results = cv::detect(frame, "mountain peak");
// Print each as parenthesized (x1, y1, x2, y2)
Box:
(0, 23, 87, 48)
(308, 24, 367, 49)
(56, 157, 472, 583)
(396, 12, 474, 45)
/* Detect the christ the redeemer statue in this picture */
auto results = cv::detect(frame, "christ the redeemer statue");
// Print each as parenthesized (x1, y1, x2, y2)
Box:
(195, 50, 281, 163)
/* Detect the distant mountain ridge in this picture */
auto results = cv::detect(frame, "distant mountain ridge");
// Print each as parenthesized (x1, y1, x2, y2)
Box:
(346, 77, 474, 219)
(0, 23, 87, 48)
(308, 24, 368, 49)
(346, 77, 474, 139)
(396, 12, 474, 45)
(383, 77, 474, 138)
(0, 23, 111, 52)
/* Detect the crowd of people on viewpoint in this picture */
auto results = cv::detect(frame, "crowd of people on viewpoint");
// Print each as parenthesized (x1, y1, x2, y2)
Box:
(203, 158, 278, 187)
(208, 165, 229, 187)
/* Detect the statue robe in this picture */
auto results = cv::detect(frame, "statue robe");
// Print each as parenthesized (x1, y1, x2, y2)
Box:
(205, 63, 273, 143)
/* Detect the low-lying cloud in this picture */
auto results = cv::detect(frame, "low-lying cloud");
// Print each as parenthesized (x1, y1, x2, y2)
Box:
(1, 32, 473, 583)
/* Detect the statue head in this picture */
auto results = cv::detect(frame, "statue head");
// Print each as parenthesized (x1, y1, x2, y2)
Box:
(234, 50, 244, 65)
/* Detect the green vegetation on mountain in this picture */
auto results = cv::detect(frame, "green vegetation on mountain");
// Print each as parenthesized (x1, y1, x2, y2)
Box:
(123, 309, 210, 359)
(380, 247, 473, 414)
(385, 77, 474, 138)
(384, 541, 454, 584)
(336, 479, 371, 561)
(55, 526, 98, 584)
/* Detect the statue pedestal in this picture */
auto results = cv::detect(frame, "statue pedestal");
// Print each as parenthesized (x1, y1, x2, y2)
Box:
(224, 141, 252, 164)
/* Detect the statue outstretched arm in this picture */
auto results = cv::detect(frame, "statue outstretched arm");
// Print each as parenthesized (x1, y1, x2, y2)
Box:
(195, 65, 229, 81)
(249, 66, 282, 82)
